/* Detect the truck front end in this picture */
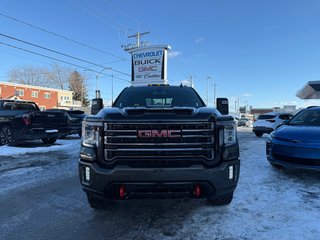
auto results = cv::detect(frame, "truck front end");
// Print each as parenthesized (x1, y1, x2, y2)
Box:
(79, 86, 240, 208)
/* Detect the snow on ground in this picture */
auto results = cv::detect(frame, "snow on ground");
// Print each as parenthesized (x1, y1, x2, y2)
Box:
(0, 135, 80, 156)
(0, 136, 81, 194)
(173, 127, 320, 240)
(0, 127, 319, 239)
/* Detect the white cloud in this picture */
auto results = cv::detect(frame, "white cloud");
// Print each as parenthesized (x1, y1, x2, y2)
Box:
(195, 37, 204, 43)
(242, 93, 253, 97)
(168, 51, 182, 58)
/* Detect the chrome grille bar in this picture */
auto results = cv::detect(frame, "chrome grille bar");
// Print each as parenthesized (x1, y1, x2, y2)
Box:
(104, 122, 215, 162)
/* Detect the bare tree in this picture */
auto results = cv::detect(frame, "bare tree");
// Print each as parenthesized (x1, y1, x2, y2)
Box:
(46, 64, 73, 90)
(7, 64, 89, 106)
(8, 65, 49, 86)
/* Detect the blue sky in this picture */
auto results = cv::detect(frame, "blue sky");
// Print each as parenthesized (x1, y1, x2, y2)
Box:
(1, 0, 320, 109)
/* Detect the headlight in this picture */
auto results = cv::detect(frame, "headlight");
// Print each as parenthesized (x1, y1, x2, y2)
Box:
(224, 125, 236, 145)
(82, 121, 103, 147)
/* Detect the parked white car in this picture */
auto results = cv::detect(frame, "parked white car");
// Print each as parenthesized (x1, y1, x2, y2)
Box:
(252, 112, 293, 137)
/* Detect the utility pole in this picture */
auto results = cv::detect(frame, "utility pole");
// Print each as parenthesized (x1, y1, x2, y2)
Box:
(128, 31, 150, 48)
(189, 74, 194, 88)
(111, 72, 114, 105)
(213, 82, 216, 108)
(206, 76, 211, 106)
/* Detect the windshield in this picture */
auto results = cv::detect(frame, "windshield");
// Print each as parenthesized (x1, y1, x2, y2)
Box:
(113, 86, 205, 109)
(257, 114, 276, 120)
(289, 109, 320, 126)
(3, 102, 38, 110)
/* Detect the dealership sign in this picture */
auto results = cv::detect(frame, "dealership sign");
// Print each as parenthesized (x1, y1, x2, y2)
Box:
(126, 45, 171, 86)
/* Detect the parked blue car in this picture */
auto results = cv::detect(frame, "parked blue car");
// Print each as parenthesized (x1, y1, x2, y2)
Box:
(266, 106, 320, 171)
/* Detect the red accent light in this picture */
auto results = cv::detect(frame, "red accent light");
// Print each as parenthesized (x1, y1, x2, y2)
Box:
(193, 185, 201, 197)
(119, 185, 125, 198)
(22, 114, 32, 125)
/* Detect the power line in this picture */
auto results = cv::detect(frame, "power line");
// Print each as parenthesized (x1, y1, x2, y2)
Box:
(69, 0, 129, 34)
(0, 41, 130, 83)
(80, 0, 133, 33)
(102, 0, 142, 27)
(0, 12, 128, 61)
(0, 33, 131, 77)
(0, 49, 53, 66)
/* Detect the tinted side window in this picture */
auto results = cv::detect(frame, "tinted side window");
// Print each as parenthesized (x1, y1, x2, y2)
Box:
(258, 115, 276, 120)
(279, 114, 292, 120)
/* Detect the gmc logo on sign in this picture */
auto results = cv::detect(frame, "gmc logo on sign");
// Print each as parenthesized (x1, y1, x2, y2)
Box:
(138, 66, 158, 72)
(138, 130, 181, 138)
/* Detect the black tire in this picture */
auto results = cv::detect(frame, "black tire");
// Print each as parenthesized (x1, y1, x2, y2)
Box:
(59, 135, 67, 139)
(42, 137, 57, 144)
(207, 193, 233, 206)
(254, 132, 263, 137)
(0, 125, 14, 146)
(270, 163, 284, 169)
(87, 194, 105, 209)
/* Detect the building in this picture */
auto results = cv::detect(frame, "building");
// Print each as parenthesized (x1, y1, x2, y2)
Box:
(0, 82, 81, 110)
(57, 89, 81, 109)
(296, 80, 320, 99)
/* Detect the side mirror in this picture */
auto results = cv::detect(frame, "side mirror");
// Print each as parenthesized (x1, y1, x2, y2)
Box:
(216, 98, 229, 115)
(91, 98, 103, 115)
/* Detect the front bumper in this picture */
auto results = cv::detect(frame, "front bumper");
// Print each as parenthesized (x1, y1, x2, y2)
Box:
(253, 126, 274, 134)
(79, 159, 240, 200)
(267, 154, 320, 171)
(266, 138, 320, 171)
(15, 128, 59, 141)
(58, 125, 81, 137)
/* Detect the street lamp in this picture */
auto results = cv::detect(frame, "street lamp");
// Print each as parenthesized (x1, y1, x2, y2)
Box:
(95, 67, 112, 99)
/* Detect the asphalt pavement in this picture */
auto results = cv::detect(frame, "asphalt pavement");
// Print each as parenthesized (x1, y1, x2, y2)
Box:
(0, 129, 319, 240)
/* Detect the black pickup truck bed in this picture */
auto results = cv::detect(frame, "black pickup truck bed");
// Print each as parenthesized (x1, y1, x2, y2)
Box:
(0, 100, 68, 145)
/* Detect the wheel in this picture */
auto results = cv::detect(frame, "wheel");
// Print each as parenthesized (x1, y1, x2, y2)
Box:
(0, 125, 14, 145)
(87, 194, 105, 209)
(254, 132, 263, 137)
(42, 137, 57, 144)
(59, 135, 67, 139)
(207, 193, 233, 206)
(270, 163, 284, 169)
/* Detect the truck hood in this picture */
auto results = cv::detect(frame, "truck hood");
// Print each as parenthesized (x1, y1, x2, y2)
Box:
(87, 107, 223, 122)
(274, 125, 320, 143)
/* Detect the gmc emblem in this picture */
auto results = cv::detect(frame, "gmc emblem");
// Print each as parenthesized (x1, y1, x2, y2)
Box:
(138, 130, 181, 138)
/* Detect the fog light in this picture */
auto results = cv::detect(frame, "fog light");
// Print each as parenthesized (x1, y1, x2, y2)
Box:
(229, 166, 234, 180)
(85, 167, 90, 182)
(119, 185, 126, 198)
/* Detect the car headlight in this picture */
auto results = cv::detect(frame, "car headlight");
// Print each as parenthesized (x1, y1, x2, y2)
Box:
(224, 125, 236, 145)
(82, 121, 103, 147)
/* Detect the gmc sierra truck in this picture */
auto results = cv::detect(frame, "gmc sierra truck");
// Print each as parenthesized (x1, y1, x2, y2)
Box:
(0, 99, 68, 145)
(79, 85, 240, 208)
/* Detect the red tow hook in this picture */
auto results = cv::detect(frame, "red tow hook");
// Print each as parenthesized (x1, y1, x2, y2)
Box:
(119, 185, 126, 198)
(193, 184, 201, 197)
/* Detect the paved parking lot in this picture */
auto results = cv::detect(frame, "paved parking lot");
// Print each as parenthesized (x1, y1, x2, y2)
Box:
(0, 129, 319, 240)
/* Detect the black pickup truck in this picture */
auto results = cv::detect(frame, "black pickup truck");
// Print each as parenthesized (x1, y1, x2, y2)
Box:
(0, 100, 68, 145)
(45, 109, 87, 138)
(79, 85, 240, 208)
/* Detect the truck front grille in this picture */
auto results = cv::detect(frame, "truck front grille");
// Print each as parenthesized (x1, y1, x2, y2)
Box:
(104, 122, 215, 163)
